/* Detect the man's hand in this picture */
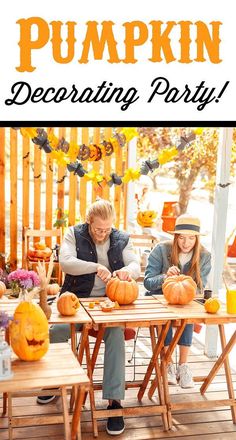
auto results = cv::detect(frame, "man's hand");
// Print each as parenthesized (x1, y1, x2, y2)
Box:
(113, 270, 132, 281)
(166, 266, 180, 277)
(97, 265, 112, 283)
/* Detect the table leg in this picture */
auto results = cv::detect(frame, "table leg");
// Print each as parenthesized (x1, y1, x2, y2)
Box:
(149, 326, 169, 431)
(71, 385, 87, 440)
(84, 330, 99, 437)
(2, 392, 7, 415)
(137, 321, 171, 401)
(8, 393, 13, 440)
(200, 326, 236, 423)
(61, 386, 71, 440)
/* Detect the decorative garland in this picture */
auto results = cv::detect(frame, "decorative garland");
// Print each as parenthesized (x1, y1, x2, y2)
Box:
(12, 127, 204, 187)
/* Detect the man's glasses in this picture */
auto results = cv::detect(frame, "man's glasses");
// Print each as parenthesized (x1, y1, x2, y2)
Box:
(92, 226, 112, 235)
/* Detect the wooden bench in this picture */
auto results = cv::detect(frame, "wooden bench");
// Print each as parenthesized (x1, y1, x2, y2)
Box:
(0, 343, 90, 440)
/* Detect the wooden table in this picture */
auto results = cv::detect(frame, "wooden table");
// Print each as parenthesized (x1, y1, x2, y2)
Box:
(0, 296, 92, 354)
(0, 343, 90, 440)
(141, 296, 236, 429)
(80, 296, 176, 436)
(0, 296, 95, 432)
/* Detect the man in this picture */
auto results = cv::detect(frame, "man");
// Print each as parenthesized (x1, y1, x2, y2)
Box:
(37, 199, 141, 436)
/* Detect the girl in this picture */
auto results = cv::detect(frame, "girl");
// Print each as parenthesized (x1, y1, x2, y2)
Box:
(144, 214, 211, 388)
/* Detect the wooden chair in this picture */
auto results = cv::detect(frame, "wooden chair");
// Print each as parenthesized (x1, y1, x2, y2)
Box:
(130, 234, 159, 281)
(23, 227, 63, 285)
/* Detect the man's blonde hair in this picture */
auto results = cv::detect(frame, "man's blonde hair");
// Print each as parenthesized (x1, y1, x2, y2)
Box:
(86, 199, 115, 223)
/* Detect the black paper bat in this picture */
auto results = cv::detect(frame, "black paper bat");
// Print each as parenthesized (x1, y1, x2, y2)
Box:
(140, 159, 159, 175)
(177, 133, 196, 151)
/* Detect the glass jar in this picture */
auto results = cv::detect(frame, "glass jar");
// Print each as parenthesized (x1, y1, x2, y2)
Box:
(0, 330, 13, 381)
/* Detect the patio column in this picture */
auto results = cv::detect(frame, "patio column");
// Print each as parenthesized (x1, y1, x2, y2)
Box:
(126, 137, 137, 232)
(205, 127, 233, 357)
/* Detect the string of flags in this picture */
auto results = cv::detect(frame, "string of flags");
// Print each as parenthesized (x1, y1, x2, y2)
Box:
(12, 127, 204, 187)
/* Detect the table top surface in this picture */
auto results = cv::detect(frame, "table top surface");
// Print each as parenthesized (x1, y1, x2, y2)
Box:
(0, 296, 92, 325)
(80, 295, 236, 326)
(0, 343, 90, 393)
(80, 296, 177, 326)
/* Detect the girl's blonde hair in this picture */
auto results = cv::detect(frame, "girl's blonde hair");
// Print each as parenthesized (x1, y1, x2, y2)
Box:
(86, 199, 115, 223)
(171, 235, 203, 290)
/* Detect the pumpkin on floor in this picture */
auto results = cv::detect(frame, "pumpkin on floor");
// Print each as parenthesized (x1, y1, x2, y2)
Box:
(204, 297, 221, 314)
(163, 274, 197, 305)
(106, 277, 138, 305)
(57, 291, 80, 316)
(0, 281, 6, 298)
(137, 210, 157, 228)
(10, 301, 49, 361)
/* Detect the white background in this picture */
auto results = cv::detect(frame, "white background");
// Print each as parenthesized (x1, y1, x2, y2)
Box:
(0, 0, 235, 121)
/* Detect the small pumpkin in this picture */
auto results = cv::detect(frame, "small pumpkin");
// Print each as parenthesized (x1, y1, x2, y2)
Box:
(46, 283, 60, 296)
(162, 275, 197, 305)
(57, 291, 80, 316)
(106, 277, 139, 305)
(10, 301, 49, 361)
(0, 281, 6, 298)
(137, 210, 157, 228)
(34, 241, 47, 250)
(204, 297, 221, 314)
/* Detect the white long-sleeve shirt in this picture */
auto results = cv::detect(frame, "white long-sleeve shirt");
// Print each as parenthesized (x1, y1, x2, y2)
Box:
(59, 227, 141, 296)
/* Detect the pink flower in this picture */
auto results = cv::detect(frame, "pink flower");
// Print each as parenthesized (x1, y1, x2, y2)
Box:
(7, 269, 40, 291)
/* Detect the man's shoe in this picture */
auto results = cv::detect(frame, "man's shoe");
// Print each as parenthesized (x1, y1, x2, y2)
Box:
(177, 363, 194, 388)
(106, 400, 125, 436)
(167, 363, 177, 385)
(37, 394, 57, 404)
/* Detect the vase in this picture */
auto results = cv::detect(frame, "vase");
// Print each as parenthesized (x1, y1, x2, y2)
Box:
(18, 288, 30, 302)
(0, 330, 13, 381)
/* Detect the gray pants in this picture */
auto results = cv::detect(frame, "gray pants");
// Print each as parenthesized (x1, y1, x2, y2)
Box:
(50, 324, 125, 400)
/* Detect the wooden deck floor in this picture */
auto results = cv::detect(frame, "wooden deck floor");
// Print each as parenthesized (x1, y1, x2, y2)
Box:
(1, 331, 236, 440)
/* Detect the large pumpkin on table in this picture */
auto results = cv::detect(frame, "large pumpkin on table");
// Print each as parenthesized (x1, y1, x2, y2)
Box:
(162, 275, 197, 305)
(57, 291, 80, 316)
(10, 301, 49, 361)
(106, 277, 139, 305)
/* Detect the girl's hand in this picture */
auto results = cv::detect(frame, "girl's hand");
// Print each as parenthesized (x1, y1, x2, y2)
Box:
(166, 266, 180, 277)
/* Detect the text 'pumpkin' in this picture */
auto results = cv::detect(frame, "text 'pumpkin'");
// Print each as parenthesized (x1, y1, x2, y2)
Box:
(10, 301, 49, 361)
(106, 277, 138, 305)
(162, 274, 197, 305)
(57, 291, 80, 316)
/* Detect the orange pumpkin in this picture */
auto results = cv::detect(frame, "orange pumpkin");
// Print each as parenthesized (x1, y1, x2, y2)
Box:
(34, 242, 47, 250)
(204, 298, 220, 314)
(28, 246, 52, 261)
(162, 275, 197, 305)
(10, 301, 49, 361)
(106, 277, 138, 305)
(0, 281, 6, 298)
(137, 210, 157, 228)
(46, 283, 60, 296)
(57, 291, 80, 316)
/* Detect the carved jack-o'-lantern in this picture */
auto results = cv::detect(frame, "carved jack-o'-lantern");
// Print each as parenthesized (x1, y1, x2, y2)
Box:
(57, 291, 80, 316)
(137, 210, 157, 228)
(10, 301, 49, 361)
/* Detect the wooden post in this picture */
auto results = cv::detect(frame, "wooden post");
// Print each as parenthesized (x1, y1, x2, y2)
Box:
(125, 137, 137, 232)
(205, 127, 233, 357)
(0, 128, 5, 269)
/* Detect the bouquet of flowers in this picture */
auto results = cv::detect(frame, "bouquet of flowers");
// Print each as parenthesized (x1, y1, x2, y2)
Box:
(7, 269, 40, 298)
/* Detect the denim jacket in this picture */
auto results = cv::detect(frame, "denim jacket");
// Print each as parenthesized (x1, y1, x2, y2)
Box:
(144, 240, 211, 294)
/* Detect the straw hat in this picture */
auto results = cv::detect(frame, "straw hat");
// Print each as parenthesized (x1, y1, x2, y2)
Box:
(169, 214, 204, 236)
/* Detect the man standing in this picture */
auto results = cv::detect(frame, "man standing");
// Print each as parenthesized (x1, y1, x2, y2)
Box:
(37, 199, 140, 436)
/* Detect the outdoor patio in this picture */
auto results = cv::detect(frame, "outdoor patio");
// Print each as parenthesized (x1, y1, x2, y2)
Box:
(1, 127, 236, 439)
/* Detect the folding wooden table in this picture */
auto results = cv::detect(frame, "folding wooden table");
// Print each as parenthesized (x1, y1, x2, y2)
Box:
(140, 296, 236, 429)
(0, 343, 90, 440)
(80, 296, 176, 436)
